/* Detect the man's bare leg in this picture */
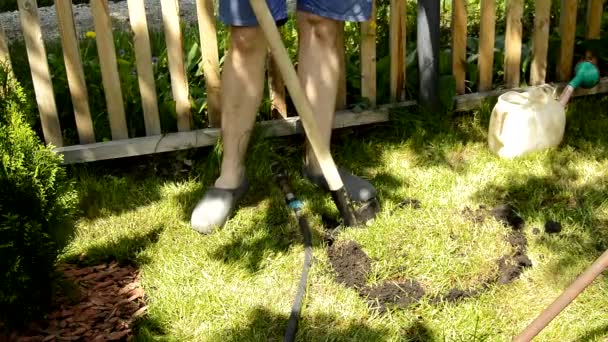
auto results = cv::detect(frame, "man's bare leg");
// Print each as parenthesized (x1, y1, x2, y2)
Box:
(191, 26, 267, 234)
(215, 26, 268, 189)
(297, 12, 376, 202)
(297, 11, 339, 173)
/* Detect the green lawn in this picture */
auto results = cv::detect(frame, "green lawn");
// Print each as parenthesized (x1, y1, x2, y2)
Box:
(60, 94, 608, 341)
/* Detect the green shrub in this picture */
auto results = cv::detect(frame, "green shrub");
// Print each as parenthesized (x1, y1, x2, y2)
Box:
(0, 66, 77, 329)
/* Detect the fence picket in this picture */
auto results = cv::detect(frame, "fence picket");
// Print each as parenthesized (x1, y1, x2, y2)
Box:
(268, 49, 287, 119)
(161, 0, 191, 132)
(91, 0, 128, 140)
(56, 0, 95, 144)
(0, 22, 12, 74)
(452, 0, 466, 94)
(477, 0, 495, 91)
(585, 0, 603, 39)
(127, 0, 161, 136)
(196, 0, 221, 127)
(530, 0, 551, 86)
(504, 0, 523, 88)
(17, 0, 63, 147)
(390, 0, 407, 102)
(557, 0, 577, 82)
(361, 0, 377, 106)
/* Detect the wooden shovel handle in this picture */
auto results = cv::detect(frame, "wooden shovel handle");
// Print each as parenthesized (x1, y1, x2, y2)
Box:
(514, 248, 608, 341)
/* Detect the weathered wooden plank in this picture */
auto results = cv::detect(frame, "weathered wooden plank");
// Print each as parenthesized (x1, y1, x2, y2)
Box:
(91, 0, 128, 140)
(56, 0, 95, 144)
(127, 0, 161, 136)
(530, 0, 551, 86)
(196, 0, 221, 127)
(451, 0, 467, 94)
(585, 0, 603, 39)
(161, 0, 191, 132)
(17, 0, 63, 147)
(56, 128, 219, 163)
(504, 0, 523, 88)
(478, 0, 495, 91)
(557, 0, 577, 82)
(55, 78, 608, 164)
(0, 21, 12, 74)
(361, 0, 377, 105)
(54, 109, 396, 164)
(455, 78, 608, 111)
(258, 109, 393, 138)
(390, 0, 407, 102)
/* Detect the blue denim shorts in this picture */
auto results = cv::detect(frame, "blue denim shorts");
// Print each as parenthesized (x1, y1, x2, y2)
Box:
(219, 0, 373, 26)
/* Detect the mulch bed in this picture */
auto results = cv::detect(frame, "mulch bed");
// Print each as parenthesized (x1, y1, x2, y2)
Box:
(6, 261, 147, 342)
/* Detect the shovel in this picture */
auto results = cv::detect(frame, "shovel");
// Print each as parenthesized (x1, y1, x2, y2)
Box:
(248, 0, 376, 227)
(513, 248, 608, 341)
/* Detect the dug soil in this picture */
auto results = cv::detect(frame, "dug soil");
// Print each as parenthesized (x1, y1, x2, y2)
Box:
(327, 202, 533, 313)
(327, 240, 372, 290)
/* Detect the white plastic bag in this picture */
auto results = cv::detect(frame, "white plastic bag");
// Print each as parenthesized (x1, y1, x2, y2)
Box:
(488, 86, 565, 159)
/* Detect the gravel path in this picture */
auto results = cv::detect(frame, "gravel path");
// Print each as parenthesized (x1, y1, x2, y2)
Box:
(0, 0, 297, 43)
(0, 0, 202, 43)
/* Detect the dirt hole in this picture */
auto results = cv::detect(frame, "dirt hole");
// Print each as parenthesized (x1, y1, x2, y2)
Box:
(327, 240, 372, 290)
(327, 203, 533, 313)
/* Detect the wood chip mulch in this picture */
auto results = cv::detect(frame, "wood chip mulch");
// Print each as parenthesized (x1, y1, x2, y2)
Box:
(7, 261, 147, 342)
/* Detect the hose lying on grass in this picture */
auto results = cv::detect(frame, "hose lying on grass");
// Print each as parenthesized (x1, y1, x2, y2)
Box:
(272, 163, 313, 342)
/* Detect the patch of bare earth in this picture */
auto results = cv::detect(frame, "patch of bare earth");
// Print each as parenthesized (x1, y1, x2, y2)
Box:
(327, 202, 533, 313)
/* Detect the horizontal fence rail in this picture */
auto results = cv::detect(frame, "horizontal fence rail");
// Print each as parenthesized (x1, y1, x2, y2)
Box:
(0, 0, 605, 164)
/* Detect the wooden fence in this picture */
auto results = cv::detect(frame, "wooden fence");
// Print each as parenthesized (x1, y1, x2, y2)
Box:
(0, 0, 607, 164)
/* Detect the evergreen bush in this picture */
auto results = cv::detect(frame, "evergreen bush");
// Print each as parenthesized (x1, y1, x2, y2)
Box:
(0, 65, 77, 329)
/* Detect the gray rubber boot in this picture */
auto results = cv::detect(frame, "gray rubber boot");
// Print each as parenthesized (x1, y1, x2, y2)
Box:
(190, 176, 249, 234)
(303, 167, 376, 202)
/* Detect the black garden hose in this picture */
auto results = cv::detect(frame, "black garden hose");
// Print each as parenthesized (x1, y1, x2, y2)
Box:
(272, 164, 313, 342)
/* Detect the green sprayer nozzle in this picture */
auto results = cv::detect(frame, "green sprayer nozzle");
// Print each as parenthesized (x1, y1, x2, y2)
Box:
(559, 61, 601, 106)
(569, 61, 600, 89)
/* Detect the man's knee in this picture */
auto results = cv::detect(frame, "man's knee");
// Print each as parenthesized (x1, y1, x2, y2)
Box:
(297, 12, 339, 46)
(229, 26, 266, 56)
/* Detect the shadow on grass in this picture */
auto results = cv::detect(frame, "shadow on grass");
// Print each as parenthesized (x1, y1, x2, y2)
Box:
(70, 161, 161, 220)
(180, 126, 408, 273)
(575, 324, 608, 342)
(375, 100, 496, 171)
(207, 194, 301, 273)
(473, 167, 608, 265)
(63, 225, 165, 266)
(206, 306, 434, 341)
(131, 317, 174, 342)
(69, 146, 224, 221)
(471, 96, 608, 280)
(561, 94, 608, 159)
(172, 102, 494, 274)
